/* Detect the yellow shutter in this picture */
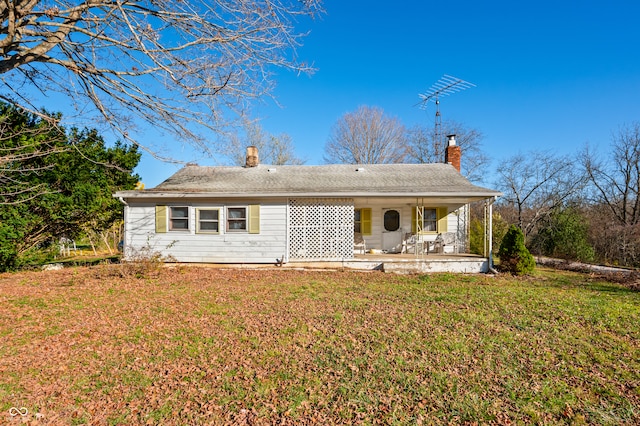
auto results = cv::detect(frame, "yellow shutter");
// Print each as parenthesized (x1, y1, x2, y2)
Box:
(248, 204, 260, 234)
(437, 207, 448, 233)
(155, 205, 167, 233)
(361, 208, 372, 235)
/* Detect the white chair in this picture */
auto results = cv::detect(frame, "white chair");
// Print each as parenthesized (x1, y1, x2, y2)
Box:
(354, 233, 367, 254)
(402, 233, 415, 254)
(433, 232, 458, 254)
(402, 233, 430, 254)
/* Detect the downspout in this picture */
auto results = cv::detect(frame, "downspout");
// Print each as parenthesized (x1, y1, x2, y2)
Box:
(487, 196, 499, 274)
(117, 197, 128, 259)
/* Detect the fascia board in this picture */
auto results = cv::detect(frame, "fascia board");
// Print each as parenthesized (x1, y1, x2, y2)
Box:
(114, 191, 502, 199)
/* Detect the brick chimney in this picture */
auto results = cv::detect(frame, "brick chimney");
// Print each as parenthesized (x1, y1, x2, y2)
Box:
(245, 146, 259, 167)
(445, 134, 461, 172)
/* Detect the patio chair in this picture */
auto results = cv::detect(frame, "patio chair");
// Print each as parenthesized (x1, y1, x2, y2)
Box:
(433, 232, 458, 254)
(401, 233, 414, 254)
(402, 233, 430, 254)
(354, 232, 367, 254)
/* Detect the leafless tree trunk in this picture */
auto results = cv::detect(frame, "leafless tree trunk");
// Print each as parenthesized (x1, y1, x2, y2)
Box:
(324, 105, 408, 164)
(0, 0, 322, 154)
(99, 229, 114, 255)
(496, 150, 585, 238)
(223, 120, 305, 165)
(407, 120, 490, 183)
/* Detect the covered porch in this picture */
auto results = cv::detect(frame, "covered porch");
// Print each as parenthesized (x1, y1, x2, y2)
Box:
(286, 194, 498, 273)
(350, 195, 498, 262)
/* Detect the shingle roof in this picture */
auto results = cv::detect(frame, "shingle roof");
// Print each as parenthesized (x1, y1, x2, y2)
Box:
(124, 163, 500, 199)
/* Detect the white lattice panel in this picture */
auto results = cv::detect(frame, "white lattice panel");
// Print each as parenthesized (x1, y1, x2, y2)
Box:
(289, 198, 354, 260)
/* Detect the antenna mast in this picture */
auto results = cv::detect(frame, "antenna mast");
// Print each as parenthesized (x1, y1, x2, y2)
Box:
(418, 75, 475, 155)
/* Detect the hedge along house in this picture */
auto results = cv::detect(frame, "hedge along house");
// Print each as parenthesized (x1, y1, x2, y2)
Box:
(115, 139, 502, 272)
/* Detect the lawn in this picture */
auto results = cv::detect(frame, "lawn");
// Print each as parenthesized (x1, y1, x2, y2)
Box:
(0, 266, 638, 425)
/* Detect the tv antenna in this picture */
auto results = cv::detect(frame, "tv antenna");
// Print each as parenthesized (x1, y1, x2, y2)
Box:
(418, 74, 475, 153)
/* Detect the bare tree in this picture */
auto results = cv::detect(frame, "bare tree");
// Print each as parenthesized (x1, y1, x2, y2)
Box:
(581, 122, 640, 226)
(224, 121, 305, 165)
(407, 120, 490, 183)
(324, 105, 407, 164)
(495, 150, 584, 237)
(580, 122, 640, 266)
(0, 0, 322, 153)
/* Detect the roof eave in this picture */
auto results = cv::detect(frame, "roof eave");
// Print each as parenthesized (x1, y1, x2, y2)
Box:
(114, 190, 502, 199)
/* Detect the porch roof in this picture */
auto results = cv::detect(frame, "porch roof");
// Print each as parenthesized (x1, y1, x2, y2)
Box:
(115, 163, 501, 202)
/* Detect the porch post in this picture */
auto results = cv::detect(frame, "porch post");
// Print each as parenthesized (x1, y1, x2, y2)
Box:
(488, 197, 496, 269)
(482, 202, 486, 257)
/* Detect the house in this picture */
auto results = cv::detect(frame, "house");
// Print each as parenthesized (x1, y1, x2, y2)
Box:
(114, 137, 502, 272)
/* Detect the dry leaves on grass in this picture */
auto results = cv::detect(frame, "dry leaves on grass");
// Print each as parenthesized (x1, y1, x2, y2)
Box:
(0, 266, 638, 425)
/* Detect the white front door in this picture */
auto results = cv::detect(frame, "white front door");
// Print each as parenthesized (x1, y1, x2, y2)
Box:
(382, 209, 402, 253)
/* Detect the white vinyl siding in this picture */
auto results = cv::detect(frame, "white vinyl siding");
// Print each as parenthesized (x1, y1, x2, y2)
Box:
(127, 201, 284, 263)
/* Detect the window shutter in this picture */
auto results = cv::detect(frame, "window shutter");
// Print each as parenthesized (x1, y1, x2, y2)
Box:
(248, 204, 260, 234)
(437, 207, 448, 233)
(155, 205, 167, 233)
(361, 208, 372, 235)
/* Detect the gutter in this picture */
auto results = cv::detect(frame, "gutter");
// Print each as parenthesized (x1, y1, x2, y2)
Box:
(117, 197, 128, 257)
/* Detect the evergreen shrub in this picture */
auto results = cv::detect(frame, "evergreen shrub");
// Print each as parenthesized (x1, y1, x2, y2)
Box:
(498, 225, 536, 275)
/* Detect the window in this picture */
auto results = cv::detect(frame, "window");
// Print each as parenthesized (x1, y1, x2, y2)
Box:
(197, 208, 219, 233)
(157, 204, 259, 234)
(169, 206, 189, 231)
(354, 208, 372, 235)
(384, 209, 400, 232)
(412, 206, 447, 233)
(423, 208, 437, 232)
(226, 207, 247, 231)
(226, 205, 260, 233)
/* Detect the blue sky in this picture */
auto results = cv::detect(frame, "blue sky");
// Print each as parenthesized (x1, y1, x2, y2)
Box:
(137, 0, 640, 187)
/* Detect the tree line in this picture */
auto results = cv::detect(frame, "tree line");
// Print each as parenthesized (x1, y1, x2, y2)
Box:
(492, 122, 640, 268)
